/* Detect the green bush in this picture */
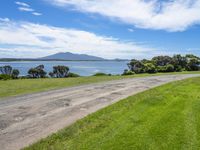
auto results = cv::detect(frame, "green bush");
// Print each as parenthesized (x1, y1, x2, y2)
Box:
(122, 69, 135, 76)
(175, 65, 182, 72)
(0, 74, 12, 80)
(93, 72, 109, 76)
(165, 64, 175, 72)
(157, 64, 175, 72)
(68, 72, 80, 78)
(144, 63, 157, 74)
(157, 66, 166, 72)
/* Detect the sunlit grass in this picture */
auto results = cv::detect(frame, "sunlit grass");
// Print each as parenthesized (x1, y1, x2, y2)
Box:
(0, 71, 199, 98)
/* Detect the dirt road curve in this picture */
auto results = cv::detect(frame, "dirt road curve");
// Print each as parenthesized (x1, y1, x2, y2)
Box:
(0, 74, 199, 150)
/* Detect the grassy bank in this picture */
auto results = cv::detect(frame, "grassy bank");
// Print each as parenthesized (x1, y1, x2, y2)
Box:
(25, 76, 200, 150)
(0, 71, 200, 98)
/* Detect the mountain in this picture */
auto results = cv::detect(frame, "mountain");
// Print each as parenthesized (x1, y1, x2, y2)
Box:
(40, 52, 105, 61)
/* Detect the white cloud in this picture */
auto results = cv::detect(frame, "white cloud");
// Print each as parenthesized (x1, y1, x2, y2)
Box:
(18, 7, 34, 12)
(0, 18, 10, 22)
(0, 19, 156, 59)
(47, 0, 200, 32)
(15, 1, 30, 7)
(15, 1, 42, 16)
(32, 12, 42, 16)
(128, 28, 134, 32)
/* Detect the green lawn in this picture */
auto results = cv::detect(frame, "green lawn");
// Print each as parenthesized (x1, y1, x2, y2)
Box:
(0, 71, 200, 99)
(25, 76, 200, 150)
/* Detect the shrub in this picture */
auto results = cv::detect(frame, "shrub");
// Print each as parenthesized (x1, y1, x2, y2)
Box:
(175, 65, 182, 72)
(165, 64, 175, 72)
(157, 66, 166, 72)
(28, 65, 47, 78)
(0, 65, 12, 75)
(0, 74, 12, 80)
(122, 69, 135, 76)
(12, 69, 20, 79)
(144, 63, 157, 74)
(93, 72, 108, 76)
(53, 66, 69, 78)
(68, 72, 80, 78)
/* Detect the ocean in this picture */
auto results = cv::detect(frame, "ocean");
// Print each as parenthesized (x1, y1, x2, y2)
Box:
(0, 61, 129, 76)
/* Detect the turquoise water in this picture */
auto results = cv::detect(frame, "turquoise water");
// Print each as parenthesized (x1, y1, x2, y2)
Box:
(0, 61, 129, 76)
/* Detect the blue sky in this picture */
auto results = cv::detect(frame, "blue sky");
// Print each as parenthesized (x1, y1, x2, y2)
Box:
(0, 0, 200, 59)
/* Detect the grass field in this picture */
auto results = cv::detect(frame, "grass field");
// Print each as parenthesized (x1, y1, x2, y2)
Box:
(25, 77, 200, 150)
(0, 71, 200, 98)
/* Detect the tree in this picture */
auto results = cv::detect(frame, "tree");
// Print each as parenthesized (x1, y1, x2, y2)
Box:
(0, 65, 12, 75)
(186, 58, 200, 71)
(12, 69, 20, 79)
(152, 56, 173, 66)
(49, 72, 55, 78)
(172, 54, 187, 71)
(28, 68, 38, 78)
(28, 65, 47, 78)
(53, 66, 69, 78)
(122, 69, 135, 76)
(144, 63, 157, 73)
(165, 64, 175, 72)
(35, 65, 46, 78)
(128, 59, 145, 74)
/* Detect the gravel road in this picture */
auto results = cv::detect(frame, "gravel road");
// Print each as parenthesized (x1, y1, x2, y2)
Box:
(0, 74, 199, 150)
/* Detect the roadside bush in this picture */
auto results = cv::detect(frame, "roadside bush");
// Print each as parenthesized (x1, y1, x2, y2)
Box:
(122, 69, 135, 76)
(93, 72, 108, 76)
(28, 65, 47, 78)
(157, 66, 166, 72)
(144, 63, 157, 74)
(12, 69, 20, 79)
(68, 72, 80, 78)
(53, 65, 69, 78)
(175, 65, 182, 72)
(0, 74, 12, 80)
(165, 64, 175, 72)
(157, 64, 174, 72)
(19, 76, 29, 79)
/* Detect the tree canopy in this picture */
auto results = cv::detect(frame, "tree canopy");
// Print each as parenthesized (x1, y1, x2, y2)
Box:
(128, 54, 200, 74)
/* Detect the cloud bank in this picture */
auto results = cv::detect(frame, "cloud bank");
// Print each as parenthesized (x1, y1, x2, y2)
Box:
(0, 18, 155, 59)
(48, 0, 200, 32)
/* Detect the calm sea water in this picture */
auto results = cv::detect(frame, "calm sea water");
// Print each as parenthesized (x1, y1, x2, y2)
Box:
(0, 61, 129, 76)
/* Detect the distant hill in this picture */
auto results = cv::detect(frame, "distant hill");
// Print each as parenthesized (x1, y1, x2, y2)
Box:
(39, 52, 105, 61)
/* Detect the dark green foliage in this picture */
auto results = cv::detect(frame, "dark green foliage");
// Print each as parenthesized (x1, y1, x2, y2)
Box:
(127, 54, 200, 74)
(122, 69, 135, 76)
(0, 65, 12, 75)
(152, 55, 173, 66)
(186, 58, 200, 71)
(49, 72, 55, 78)
(28, 65, 47, 78)
(12, 69, 20, 79)
(165, 64, 175, 72)
(53, 65, 69, 78)
(93, 72, 109, 76)
(93, 72, 112, 76)
(0, 65, 20, 80)
(144, 63, 157, 73)
(172, 54, 187, 71)
(128, 59, 145, 73)
(68, 72, 80, 78)
(0, 74, 12, 80)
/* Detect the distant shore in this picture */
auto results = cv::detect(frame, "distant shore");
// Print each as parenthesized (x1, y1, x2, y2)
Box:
(0, 58, 129, 62)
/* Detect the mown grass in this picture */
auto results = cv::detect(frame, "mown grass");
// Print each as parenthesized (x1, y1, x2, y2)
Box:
(0, 71, 199, 98)
(25, 76, 200, 150)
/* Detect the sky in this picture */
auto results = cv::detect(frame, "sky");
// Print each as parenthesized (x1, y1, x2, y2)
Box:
(0, 0, 200, 59)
